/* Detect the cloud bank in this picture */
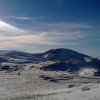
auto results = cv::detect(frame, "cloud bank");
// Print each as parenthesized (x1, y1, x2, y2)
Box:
(0, 20, 93, 52)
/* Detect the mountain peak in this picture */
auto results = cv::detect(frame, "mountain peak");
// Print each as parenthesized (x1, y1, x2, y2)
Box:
(43, 48, 91, 61)
(44, 48, 77, 54)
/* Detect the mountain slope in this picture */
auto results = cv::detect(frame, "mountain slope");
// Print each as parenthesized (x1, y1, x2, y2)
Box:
(1, 48, 100, 73)
(5, 51, 42, 62)
(0, 56, 8, 63)
(5, 48, 92, 62)
(41, 48, 92, 62)
(0, 50, 13, 55)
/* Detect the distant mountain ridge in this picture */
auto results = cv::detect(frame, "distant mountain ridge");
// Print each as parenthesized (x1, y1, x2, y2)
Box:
(0, 50, 13, 55)
(0, 48, 100, 73)
(4, 48, 92, 62)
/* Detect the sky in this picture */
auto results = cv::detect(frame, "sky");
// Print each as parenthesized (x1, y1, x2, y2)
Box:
(0, 0, 100, 57)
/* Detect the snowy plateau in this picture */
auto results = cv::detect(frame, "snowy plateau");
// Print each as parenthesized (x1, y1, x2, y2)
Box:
(0, 48, 100, 100)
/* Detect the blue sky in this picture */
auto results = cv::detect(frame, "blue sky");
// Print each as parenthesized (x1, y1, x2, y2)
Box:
(0, 0, 100, 57)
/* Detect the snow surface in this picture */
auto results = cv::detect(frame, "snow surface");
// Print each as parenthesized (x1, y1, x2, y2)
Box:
(0, 68, 100, 100)
(79, 68, 97, 77)
(84, 57, 92, 62)
(38, 83, 100, 100)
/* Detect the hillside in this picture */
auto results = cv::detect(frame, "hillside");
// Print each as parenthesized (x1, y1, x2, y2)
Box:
(0, 48, 99, 74)
(0, 49, 100, 100)
(5, 48, 92, 62)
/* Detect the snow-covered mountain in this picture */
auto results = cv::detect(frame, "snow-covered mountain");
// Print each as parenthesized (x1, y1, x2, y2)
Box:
(42, 48, 92, 61)
(0, 48, 100, 74)
(5, 48, 92, 62)
(5, 51, 41, 62)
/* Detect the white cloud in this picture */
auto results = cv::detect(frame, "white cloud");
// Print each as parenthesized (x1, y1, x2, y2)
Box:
(9, 16, 43, 21)
(10, 16, 32, 20)
(0, 20, 93, 52)
(30, 22, 94, 34)
(0, 34, 83, 51)
(0, 20, 27, 36)
(0, 31, 87, 50)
